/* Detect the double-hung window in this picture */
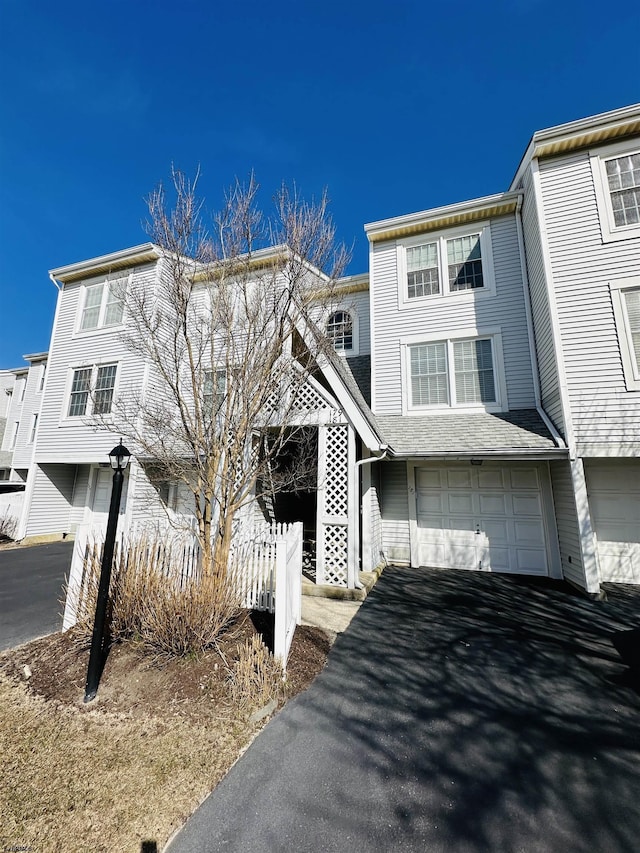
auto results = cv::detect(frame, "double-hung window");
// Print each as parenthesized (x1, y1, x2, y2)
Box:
(67, 364, 117, 417)
(401, 226, 492, 304)
(610, 277, 640, 390)
(203, 369, 228, 414)
(407, 336, 502, 411)
(79, 277, 126, 331)
(591, 142, 640, 242)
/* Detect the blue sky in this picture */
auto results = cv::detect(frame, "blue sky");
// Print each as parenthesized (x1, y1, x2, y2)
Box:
(1, 0, 639, 367)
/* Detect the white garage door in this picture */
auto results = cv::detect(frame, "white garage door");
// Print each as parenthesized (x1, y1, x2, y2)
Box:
(414, 462, 549, 575)
(586, 461, 640, 584)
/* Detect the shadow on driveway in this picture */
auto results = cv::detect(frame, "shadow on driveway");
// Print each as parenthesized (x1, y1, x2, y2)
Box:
(169, 567, 640, 853)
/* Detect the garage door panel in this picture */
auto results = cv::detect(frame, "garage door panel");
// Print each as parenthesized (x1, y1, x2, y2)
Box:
(414, 462, 549, 576)
(418, 492, 446, 514)
(479, 493, 508, 514)
(477, 469, 506, 489)
(417, 469, 444, 489)
(513, 494, 542, 516)
(448, 493, 475, 514)
(515, 548, 548, 574)
(585, 460, 640, 584)
(447, 470, 473, 489)
(510, 468, 540, 489)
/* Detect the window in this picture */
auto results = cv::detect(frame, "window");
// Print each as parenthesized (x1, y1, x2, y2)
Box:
(79, 278, 126, 331)
(9, 421, 19, 450)
(18, 377, 26, 403)
(67, 364, 117, 417)
(604, 153, 640, 228)
(29, 414, 38, 444)
(399, 226, 493, 305)
(610, 277, 640, 390)
(203, 369, 228, 414)
(39, 364, 46, 392)
(406, 335, 502, 411)
(591, 142, 640, 242)
(327, 310, 354, 351)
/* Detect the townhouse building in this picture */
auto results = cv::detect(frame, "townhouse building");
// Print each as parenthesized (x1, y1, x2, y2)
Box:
(13, 103, 640, 593)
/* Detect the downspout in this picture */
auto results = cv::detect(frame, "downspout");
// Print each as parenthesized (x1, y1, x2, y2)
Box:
(514, 196, 566, 450)
(353, 446, 389, 588)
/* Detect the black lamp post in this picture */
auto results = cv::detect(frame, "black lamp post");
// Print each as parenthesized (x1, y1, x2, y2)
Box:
(84, 440, 131, 703)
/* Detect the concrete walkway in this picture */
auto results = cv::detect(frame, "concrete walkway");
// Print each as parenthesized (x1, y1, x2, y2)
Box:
(167, 567, 640, 853)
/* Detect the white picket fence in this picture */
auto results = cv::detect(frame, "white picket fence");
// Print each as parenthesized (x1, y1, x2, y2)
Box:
(63, 520, 303, 668)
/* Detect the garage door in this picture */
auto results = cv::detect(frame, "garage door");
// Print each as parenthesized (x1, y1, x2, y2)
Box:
(414, 462, 549, 575)
(586, 461, 640, 584)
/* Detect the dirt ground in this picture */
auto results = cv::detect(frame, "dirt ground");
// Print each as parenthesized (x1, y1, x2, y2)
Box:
(0, 611, 330, 719)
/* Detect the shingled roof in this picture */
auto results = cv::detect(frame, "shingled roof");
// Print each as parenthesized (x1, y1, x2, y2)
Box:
(376, 409, 563, 456)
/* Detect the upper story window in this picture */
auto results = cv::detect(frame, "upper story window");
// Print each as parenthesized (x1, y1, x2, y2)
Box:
(18, 377, 26, 403)
(79, 278, 126, 332)
(203, 368, 228, 414)
(327, 310, 354, 352)
(610, 277, 640, 391)
(29, 413, 38, 444)
(67, 364, 117, 418)
(403, 331, 505, 414)
(399, 225, 494, 307)
(38, 364, 46, 392)
(591, 141, 640, 243)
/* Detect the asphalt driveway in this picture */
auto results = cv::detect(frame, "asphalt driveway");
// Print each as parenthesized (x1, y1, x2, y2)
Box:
(169, 567, 640, 853)
(0, 541, 73, 651)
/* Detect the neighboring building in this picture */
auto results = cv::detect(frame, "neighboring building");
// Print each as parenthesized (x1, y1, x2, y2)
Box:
(0, 369, 17, 479)
(13, 103, 640, 591)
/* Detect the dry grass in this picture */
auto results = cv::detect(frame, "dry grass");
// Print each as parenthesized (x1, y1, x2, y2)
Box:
(0, 675, 254, 853)
(228, 633, 285, 708)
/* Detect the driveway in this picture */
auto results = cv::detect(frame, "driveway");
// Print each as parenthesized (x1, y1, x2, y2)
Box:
(168, 567, 640, 853)
(0, 541, 73, 651)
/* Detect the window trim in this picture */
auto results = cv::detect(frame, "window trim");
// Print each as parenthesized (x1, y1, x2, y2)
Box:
(75, 275, 129, 336)
(400, 328, 507, 415)
(610, 276, 640, 391)
(326, 308, 359, 355)
(591, 140, 640, 243)
(396, 223, 495, 310)
(63, 362, 119, 421)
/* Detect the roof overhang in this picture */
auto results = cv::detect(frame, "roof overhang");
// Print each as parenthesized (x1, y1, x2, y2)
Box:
(365, 191, 522, 243)
(49, 243, 161, 284)
(511, 103, 640, 188)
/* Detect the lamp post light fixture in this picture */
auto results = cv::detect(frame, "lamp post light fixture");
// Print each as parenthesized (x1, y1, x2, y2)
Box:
(84, 440, 131, 703)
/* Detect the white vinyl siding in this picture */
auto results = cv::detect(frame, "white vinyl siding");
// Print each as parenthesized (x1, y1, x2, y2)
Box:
(537, 150, 640, 454)
(380, 461, 410, 565)
(35, 263, 156, 463)
(549, 459, 588, 589)
(25, 463, 76, 537)
(372, 215, 537, 415)
(520, 165, 564, 434)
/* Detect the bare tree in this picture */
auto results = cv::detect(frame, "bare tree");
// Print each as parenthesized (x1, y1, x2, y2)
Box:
(113, 169, 349, 577)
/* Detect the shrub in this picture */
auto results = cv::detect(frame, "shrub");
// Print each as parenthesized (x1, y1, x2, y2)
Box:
(72, 531, 241, 658)
(0, 510, 17, 542)
(228, 633, 284, 710)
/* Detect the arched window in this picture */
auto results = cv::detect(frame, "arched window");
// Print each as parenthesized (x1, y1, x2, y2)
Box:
(327, 310, 354, 352)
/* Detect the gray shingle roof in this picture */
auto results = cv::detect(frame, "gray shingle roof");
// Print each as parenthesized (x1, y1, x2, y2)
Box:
(345, 355, 371, 405)
(376, 409, 562, 455)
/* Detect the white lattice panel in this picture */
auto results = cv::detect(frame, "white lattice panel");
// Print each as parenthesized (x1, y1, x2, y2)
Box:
(322, 524, 348, 585)
(324, 424, 349, 518)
